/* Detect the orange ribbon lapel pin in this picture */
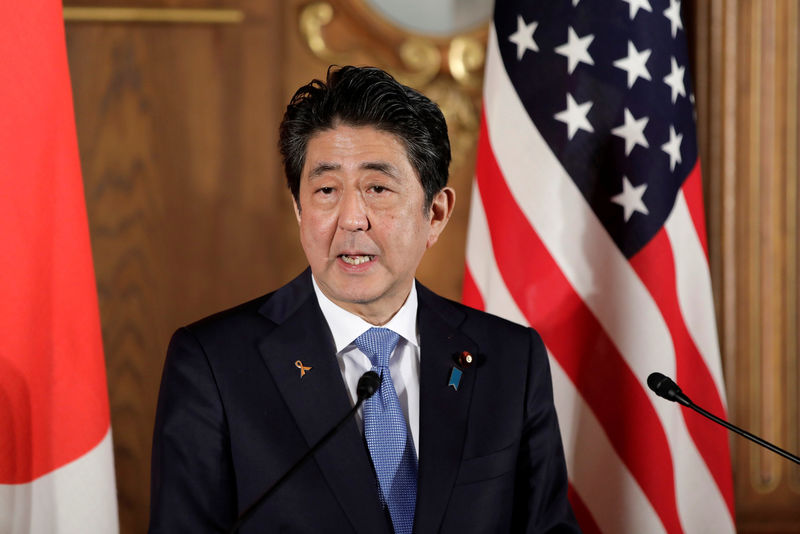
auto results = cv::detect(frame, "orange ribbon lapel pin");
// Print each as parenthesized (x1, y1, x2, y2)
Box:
(295, 360, 312, 377)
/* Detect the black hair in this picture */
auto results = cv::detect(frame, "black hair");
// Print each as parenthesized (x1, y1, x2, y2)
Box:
(278, 65, 451, 209)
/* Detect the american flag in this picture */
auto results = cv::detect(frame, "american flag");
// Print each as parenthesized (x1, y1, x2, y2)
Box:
(462, 0, 735, 532)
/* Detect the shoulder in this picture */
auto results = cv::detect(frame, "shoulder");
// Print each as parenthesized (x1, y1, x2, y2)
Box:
(161, 293, 275, 384)
(178, 269, 315, 347)
(160, 271, 319, 397)
(183, 293, 275, 339)
(416, 281, 541, 348)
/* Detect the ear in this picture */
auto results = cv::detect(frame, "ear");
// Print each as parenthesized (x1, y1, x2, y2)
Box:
(292, 196, 302, 225)
(426, 187, 456, 248)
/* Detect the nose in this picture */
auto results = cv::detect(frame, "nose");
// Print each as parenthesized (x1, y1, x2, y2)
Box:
(338, 188, 369, 231)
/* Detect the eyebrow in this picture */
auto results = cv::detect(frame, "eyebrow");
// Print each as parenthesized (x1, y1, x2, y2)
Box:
(306, 161, 401, 181)
(307, 162, 340, 179)
(361, 161, 400, 179)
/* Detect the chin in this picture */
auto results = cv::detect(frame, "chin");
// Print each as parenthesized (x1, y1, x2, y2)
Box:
(333, 290, 381, 306)
(328, 276, 384, 301)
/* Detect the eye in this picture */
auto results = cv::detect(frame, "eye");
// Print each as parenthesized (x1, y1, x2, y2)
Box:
(370, 185, 387, 194)
(317, 186, 335, 194)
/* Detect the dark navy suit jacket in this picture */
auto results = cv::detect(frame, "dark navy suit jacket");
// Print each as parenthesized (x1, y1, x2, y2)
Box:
(149, 269, 580, 533)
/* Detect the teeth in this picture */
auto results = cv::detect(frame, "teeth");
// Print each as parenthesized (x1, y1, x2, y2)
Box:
(341, 255, 374, 265)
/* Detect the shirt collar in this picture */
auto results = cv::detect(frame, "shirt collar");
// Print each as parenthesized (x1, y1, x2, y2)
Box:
(312, 275, 419, 353)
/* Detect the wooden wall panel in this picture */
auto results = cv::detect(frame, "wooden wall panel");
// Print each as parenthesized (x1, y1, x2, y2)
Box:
(65, 4, 305, 532)
(691, 1, 800, 532)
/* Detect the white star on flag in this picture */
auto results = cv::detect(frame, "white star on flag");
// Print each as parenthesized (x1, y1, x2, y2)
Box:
(508, 15, 539, 60)
(622, 0, 652, 20)
(611, 108, 649, 155)
(664, 0, 684, 37)
(554, 93, 594, 140)
(662, 125, 683, 170)
(611, 176, 649, 221)
(613, 41, 652, 88)
(664, 57, 686, 103)
(555, 26, 595, 74)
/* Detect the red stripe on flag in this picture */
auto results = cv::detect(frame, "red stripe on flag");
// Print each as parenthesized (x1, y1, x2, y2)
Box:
(629, 229, 735, 516)
(681, 162, 709, 257)
(475, 115, 684, 534)
(567, 484, 602, 534)
(461, 264, 486, 311)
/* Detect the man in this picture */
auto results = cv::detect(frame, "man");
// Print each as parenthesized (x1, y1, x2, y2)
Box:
(149, 66, 579, 533)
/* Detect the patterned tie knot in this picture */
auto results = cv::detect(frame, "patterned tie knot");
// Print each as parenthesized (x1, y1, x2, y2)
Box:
(354, 327, 400, 369)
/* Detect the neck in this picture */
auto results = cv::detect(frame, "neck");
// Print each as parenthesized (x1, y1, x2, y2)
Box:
(312, 277, 413, 326)
(331, 293, 408, 326)
(347, 305, 399, 326)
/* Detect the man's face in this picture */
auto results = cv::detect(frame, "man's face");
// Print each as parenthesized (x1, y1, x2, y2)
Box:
(294, 124, 454, 324)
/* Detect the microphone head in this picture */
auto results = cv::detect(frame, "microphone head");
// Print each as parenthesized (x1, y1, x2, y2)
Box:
(647, 372, 691, 406)
(356, 371, 381, 401)
(647, 372, 672, 396)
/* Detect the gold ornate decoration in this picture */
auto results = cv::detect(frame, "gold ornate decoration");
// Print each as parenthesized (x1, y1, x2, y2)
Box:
(299, 3, 348, 63)
(448, 36, 486, 90)
(395, 38, 442, 89)
(63, 7, 244, 24)
(297, 1, 487, 167)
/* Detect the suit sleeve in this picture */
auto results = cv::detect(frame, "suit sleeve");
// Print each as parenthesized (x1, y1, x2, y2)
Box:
(512, 329, 582, 533)
(149, 327, 237, 533)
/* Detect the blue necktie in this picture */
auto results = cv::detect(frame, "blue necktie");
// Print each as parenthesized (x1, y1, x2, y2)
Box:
(355, 327, 417, 534)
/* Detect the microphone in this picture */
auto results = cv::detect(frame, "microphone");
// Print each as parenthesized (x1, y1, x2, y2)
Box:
(227, 371, 381, 534)
(356, 370, 381, 400)
(647, 372, 800, 465)
(647, 372, 691, 406)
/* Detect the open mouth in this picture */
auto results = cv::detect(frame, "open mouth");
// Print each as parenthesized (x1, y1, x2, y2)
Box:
(339, 254, 375, 266)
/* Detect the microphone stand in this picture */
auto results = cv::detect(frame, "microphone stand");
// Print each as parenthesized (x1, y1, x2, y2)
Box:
(648, 372, 800, 465)
(226, 371, 381, 534)
(684, 398, 800, 465)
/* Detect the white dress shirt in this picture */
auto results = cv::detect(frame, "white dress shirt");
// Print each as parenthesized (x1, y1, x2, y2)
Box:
(312, 276, 420, 454)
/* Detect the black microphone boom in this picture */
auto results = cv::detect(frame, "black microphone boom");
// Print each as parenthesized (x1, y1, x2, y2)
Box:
(647, 372, 800, 465)
(226, 371, 382, 534)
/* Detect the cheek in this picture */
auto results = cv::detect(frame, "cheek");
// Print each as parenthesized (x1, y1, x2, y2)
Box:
(387, 212, 432, 256)
(299, 213, 335, 247)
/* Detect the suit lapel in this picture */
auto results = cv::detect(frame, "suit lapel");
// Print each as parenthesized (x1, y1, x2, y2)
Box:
(258, 271, 390, 534)
(414, 284, 478, 534)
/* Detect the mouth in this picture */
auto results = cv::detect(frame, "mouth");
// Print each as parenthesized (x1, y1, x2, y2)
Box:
(339, 254, 375, 266)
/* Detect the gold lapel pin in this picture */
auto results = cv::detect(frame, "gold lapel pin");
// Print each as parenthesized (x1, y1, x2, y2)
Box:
(295, 360, 312, 377)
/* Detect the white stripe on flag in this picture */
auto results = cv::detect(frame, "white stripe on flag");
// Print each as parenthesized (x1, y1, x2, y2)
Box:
(0, 428, 119, 534)
(481, 25, 734, 533)
(665, 191, 727, 403)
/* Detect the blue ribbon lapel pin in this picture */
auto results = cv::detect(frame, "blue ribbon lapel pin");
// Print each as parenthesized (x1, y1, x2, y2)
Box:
(448, 351, 474, 391)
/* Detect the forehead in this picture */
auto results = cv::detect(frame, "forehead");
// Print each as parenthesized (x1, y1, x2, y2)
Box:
(302, 125, 414, 173)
